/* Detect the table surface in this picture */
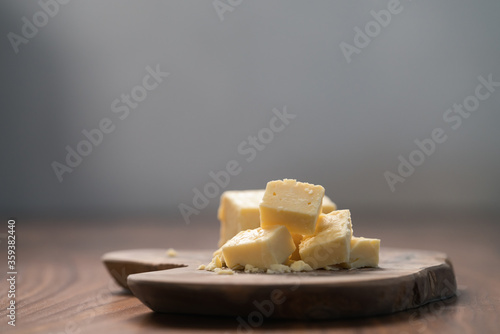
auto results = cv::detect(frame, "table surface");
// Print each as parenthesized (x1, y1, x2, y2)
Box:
(1, 209, 499, 334)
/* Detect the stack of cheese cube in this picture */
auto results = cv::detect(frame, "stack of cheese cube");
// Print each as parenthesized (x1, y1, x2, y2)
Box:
(204, 179, 380, 273)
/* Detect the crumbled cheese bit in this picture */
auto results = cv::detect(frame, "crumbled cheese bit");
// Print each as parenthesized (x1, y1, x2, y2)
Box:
(166, 248, 178, 257)
(214, 268, 234, 275)
(267, 264, 292, 274)
(215, 255, 223, 267)
(205, 260, 219, 271)
(232, 264, 244, 271)
(202, 251, 235, 273)
(204, 260, 315, 274)
(244, 264, 266, 273)
(290, 260, 313, 272)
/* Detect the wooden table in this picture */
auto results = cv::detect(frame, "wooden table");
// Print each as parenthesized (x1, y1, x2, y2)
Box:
(1, 209, 499, 334)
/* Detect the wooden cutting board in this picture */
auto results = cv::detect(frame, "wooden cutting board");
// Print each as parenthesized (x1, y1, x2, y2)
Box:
(102, 248, 456, 320)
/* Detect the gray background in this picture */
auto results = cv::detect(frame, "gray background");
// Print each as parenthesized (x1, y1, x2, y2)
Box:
(1, 0, 499, 223)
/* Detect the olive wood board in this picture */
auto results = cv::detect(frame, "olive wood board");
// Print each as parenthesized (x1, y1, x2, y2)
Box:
(102, 248, 457, 320)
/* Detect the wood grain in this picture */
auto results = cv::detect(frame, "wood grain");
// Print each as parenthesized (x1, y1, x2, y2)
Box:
(1, 211, 499, 333)
(101, 249, 205, 289)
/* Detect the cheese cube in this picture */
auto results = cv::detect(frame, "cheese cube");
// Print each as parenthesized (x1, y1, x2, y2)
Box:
(222, 226, 295, 270)
(290, 233, 303, 261)
(299, 209, 352, 269)
(321, 195, 337, 213)
(217, 190, 265, 247)
(340, 237, 380, 269)
(217, 189, 336, 246)
(259, 179, 325, 235)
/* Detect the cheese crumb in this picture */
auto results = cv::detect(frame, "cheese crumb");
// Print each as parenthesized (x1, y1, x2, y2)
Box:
(290, 260, 313, 272)
(244, 264, 265, 273)
(203, 259, 320, 274)
(166, 248, 178, 257)
(214, 268, 234, 275)
(267, 264, 292, 274)
(205, 256, 224, 271)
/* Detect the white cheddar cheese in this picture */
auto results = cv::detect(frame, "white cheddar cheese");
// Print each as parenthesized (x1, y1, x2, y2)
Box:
(321, 195, 337, 213)
(166, 248, 178, 257)
(212, 180, 379, 274)
(260, 179, 325, 235)
(299, 209, 352, 269)
(217, 188, 336, 246)
(290, 233, 303, 261)
(267, 264, 292, 274)
(222, 226, 295, 270)
(204, 247, 226, 271)
(340, 237, 380, 269)
(244, 264, 265, 273)
(217, 190, 264, 247)
(290, 260, 313, 272)
(214, 268, 234, 275)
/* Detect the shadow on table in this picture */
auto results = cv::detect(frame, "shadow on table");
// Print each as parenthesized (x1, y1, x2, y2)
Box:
(110, 289, 134, 296)
(128, 296, 459, 332)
